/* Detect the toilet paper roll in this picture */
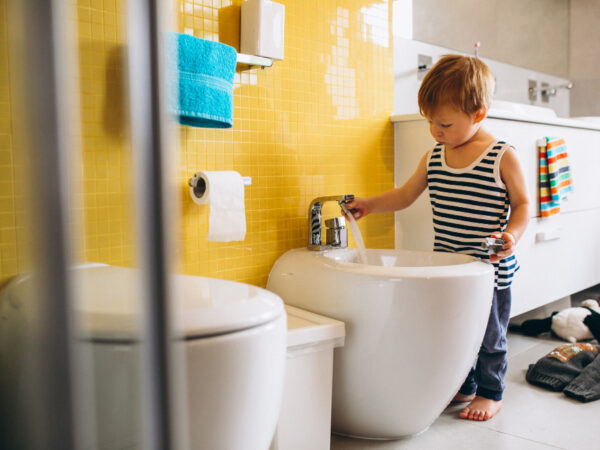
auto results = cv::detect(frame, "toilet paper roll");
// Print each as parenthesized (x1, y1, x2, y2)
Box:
(190, 171, 246, 242)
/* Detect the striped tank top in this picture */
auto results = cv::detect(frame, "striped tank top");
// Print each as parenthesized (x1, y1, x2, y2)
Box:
(427, 140, 519, 289)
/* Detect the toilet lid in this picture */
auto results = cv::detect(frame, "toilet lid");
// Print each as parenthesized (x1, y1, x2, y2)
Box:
(1, 265, 284, 341)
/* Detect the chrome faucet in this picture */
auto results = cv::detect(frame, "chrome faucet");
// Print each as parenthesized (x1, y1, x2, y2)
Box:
(528, 81, 573, 102)
(308, 195, 354, 250)
(540, 82, 573, 102)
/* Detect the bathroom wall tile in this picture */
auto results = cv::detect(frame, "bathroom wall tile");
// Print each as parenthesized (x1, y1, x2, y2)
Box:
(394, 38, 572, 118)
(412, 0, 570, 79)
(1, 0, 395, 285)
(0, 0, 18, 280)
(569, 0, 600, 117)
(178, 0, 395, 286)
(75, 0, 136, 268)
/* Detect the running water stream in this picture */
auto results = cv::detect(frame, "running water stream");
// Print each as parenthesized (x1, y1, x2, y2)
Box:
(345, 213, 368, 265)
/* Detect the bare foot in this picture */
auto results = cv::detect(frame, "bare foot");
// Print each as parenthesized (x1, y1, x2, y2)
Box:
(451, 392, 475, 404)
(459, 396, 502, 421)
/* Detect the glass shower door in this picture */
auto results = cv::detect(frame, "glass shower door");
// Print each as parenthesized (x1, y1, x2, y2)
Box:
(0, 0, 184, 448)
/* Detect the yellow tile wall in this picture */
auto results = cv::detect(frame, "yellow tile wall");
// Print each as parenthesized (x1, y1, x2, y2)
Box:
(178, 0, 395, 286)
(0, 0, 135, 282)
(0, 0, 19, 280)
(0, 0, 396, 288)
(76, 0, 136, 267)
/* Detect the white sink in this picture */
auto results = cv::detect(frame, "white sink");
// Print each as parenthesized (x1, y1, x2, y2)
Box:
(571, 116, 600, 124)
(267, 247, 494, 438)
(489, 100, 557, 119)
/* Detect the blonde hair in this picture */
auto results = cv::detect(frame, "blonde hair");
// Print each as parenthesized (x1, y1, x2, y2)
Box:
(418, 54, 495, 117)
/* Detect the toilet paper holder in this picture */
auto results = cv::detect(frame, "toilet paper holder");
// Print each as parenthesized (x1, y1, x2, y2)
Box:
(188, 172, 252, 199)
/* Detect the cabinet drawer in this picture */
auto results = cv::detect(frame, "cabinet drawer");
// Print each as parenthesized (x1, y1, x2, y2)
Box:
(510, 208, 600, 316)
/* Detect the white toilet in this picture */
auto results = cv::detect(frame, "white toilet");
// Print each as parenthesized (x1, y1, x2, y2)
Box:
(0, 264, 287, 450)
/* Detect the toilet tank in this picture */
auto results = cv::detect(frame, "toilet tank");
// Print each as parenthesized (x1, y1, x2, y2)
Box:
(391, 104, 600, 316)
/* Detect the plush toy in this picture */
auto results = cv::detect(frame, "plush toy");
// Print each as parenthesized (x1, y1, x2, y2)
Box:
(510, 299, 600, 343)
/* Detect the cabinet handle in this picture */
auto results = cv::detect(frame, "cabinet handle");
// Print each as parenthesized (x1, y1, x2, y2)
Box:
(536, 229, 561, 242)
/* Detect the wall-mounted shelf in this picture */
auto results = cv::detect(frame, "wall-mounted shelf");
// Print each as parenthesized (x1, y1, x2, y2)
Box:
(237, 53, 273, 69)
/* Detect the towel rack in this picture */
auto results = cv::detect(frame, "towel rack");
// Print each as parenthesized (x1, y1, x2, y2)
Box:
(237, 53, 273, 69)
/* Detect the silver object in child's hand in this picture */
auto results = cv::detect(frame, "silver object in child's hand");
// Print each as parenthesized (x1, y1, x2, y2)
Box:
(482, 237, 505, 254)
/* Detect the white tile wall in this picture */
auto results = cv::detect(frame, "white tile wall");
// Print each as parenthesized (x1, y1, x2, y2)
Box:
(411, 0, 570, 79)
(394, 38, 571, 117)
(569, 0, 600, 117)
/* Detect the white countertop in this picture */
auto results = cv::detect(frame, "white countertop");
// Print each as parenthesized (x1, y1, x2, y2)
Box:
(285, 304, 345, 352)
(390, 101, 600, 131)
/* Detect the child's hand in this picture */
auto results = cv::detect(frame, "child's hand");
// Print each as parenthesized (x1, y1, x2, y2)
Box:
(489, 232, 515, 262)
(344, 198, 371, 220)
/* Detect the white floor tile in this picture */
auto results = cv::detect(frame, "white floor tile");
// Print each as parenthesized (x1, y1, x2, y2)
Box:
(506, 332, 554, 359)
(331, 417, 560, 450)
(330, 333, 600, 450)
(476, 337, 600, 450)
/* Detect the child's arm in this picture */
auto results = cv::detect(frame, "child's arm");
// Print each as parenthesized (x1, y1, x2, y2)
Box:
(491, 148, 530, 262)
(345, 151, 429, 220)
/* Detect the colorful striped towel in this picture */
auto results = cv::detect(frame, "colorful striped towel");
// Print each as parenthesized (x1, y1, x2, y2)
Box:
(538, 137, 573, 217)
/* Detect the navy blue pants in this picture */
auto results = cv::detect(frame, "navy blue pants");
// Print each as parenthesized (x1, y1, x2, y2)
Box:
(459, 288, 512, 401)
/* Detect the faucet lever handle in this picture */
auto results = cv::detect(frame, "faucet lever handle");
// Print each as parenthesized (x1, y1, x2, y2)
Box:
(325, 216, 346, 229)
(325, 216, 348, 247)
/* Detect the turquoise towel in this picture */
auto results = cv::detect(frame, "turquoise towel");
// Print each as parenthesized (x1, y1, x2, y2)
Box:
(166, 32, 237, 128)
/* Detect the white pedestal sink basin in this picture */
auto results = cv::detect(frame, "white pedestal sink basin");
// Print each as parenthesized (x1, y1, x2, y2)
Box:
(267, 248, 494, 439)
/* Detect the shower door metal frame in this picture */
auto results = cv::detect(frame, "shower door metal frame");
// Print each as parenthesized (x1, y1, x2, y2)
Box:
(128, 0, 177, 449)
(10, 0, 77, 447)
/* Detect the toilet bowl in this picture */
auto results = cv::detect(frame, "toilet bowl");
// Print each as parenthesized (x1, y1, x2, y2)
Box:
(267, 248, 494, 439)
(0, 264, 287, 450)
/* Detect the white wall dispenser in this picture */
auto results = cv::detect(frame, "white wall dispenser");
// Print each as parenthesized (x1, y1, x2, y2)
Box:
(241, 0, 285, 61)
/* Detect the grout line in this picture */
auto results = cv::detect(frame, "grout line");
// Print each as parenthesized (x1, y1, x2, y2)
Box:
(452, 409, 569, 450)
(507, 342, 541, 360)
(507, 335, 565, 360)
(475, 426, 568, 450)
